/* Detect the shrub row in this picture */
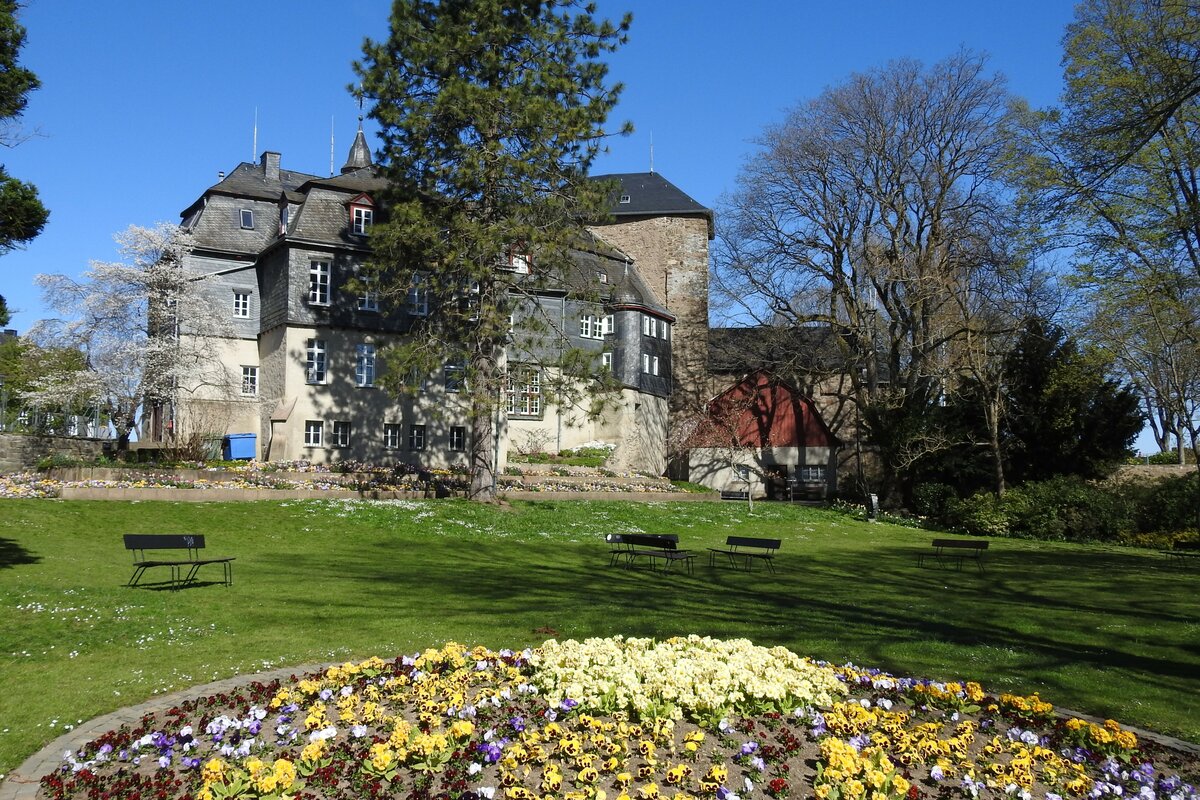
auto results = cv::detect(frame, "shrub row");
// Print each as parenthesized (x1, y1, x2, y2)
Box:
(914, 473, 1200, 545)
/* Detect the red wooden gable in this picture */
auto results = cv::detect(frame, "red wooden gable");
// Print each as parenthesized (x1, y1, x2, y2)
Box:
(688, 371, 837, 449)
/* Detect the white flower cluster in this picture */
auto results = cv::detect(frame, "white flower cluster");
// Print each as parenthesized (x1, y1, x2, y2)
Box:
(529, 635, 846, 721)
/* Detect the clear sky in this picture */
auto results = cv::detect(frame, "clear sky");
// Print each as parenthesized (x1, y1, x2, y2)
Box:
(11, 2, 1156, 450)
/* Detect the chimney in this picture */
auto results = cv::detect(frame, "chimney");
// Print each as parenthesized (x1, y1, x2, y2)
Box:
(262, 151, 281, 182)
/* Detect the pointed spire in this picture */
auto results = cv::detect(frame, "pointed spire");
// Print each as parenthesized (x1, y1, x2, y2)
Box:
(341, 117, 372, 173)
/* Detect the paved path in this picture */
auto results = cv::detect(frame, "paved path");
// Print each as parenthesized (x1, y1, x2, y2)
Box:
(2, 662, 1197, 800)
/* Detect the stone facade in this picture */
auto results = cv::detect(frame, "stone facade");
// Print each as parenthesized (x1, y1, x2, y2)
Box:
(159, 145, 696, 475)
(0, 433, 106, 474)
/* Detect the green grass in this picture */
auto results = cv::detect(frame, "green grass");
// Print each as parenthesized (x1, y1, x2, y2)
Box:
(1, 498, 1197, 776)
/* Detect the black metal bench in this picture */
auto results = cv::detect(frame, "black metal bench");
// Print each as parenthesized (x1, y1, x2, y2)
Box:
(918, 538, 988, 572)
(720, 490, 750, 501)
(606, 533, 694, 574)
(123, 534, 234, 590)
(1161, 540, 1200, 565)
(707, 536, 781, 572)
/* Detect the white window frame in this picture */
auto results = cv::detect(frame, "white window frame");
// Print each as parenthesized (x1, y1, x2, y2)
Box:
(233, 291, 250, 318)
(331, 420, 351, 448)
(309, 261, 331, 305)
(601, 352, 612, 371)
(240, 209, 254, 229)
(383, 423, 402, 450)
(355, 343, 376, 388)
(241, 366, 258, 396)
(798, 465, 826, 483)
(304, 420, 323, 447)
(642, 353, 651, 374)
(450, 426, 466, 452)
(642, 314, 657, 337)
(357, 276, 379, 312)
(506, 368, 542, 417)
(505, 246, 531, 274)
(661, 321, 670, 340)
(407, 275, 429, 316)
(352, 206, 373, 235)
(444, 361, 465, 393)
(408, 423, 426, 451)
(652, 356, 660, 376)
(603, 315, 614, 335)
(305, 339, 327, 384)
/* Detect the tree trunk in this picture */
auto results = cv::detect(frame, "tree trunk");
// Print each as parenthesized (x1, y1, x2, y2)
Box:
(467, 331, 502, 502)
(987, 394, 1006, 497)
(469, 401, 496, 501)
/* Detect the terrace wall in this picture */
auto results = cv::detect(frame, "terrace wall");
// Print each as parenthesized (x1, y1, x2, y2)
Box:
(0, 434, 105, 475)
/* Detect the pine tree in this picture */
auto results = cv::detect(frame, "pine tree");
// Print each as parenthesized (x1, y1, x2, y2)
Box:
(0, 1, 47, 254)
(354, 0, 631, 500)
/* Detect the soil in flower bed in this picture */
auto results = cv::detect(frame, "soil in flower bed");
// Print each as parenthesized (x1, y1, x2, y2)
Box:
(37, 639, 1199, 800)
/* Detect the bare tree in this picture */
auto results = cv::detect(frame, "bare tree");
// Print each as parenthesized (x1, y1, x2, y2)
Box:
(26, 224, 232, 451)
(716, 52, 1027, 500)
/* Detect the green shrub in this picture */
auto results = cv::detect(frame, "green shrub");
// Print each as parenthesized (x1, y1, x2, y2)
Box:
(945, 492, 1011, 537)
(1140, 450, 1191, 465)
(1133, 472, 1200, 533)
(912, 482, 956, 519)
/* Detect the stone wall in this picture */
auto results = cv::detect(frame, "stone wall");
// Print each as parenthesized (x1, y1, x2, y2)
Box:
(0, 434, 106, 474)
(589, 216, 711, 417)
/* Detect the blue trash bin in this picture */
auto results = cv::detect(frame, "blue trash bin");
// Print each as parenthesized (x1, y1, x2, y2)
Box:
(222, 433, 256, 460)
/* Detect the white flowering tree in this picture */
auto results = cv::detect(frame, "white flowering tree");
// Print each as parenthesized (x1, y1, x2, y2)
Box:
(26, 223, 232, 451)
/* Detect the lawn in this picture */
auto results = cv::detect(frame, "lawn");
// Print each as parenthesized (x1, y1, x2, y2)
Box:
(0, 497, 1197, 778)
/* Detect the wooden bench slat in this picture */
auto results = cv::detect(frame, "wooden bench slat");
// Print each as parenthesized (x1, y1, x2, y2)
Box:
(707, 535, 781, 573)
(918, 539, 987, 572)
(124, 534, 234, 590)
(605, 533, 695, 575)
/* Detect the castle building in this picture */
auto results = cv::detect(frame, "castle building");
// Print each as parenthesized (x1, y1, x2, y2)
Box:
(153, 133, 714, 475)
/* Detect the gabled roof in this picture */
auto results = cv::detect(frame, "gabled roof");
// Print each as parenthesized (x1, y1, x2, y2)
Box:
(709, 325, 847, 375)
(592, 172, 714, 238)
(688, 369, 839, 449)
(186, 161, 318, 212)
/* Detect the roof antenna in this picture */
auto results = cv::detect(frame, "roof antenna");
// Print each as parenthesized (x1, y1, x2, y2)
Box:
(649, 131, 654, 173)
(252, 107, 258, 161)
(330, 116, 336, 177)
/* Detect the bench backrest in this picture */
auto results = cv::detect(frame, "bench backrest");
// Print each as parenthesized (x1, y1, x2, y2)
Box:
(931, 539, 988, 550)
(726, 536, 781, 551)
(622, 533, 679, 550)
(124, 534, 206, 552)
(1175, 541, 1200, 551)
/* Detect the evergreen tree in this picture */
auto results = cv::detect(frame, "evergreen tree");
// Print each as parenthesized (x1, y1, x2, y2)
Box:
(354, 0, 630, 500)
(1003, 319, 1143, 483)
(0, 1, 47, 254)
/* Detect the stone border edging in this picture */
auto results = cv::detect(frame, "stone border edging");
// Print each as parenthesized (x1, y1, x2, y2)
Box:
(57, 487, 716, 502)
(0, 662, 337, 800)
(3, 661, 1196, 800)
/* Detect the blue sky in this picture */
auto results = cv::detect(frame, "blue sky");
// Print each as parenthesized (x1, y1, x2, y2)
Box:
(10, 3, 1156, 449)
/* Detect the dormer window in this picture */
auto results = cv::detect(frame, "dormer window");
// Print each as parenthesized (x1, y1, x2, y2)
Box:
(503, 245, 531, 274)
(352, 206, 373, 234)
(349, 193, 375, 236)
(279, 205, 289, 235)
(240, 209, 255, 229)
(619, 194, 631, 204)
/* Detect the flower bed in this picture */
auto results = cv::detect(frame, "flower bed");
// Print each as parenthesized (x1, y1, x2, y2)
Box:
(0, 460, 687, 499)
(37, 636, 1198, 800)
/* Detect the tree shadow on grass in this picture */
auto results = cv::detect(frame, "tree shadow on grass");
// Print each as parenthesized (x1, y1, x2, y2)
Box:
(0, 536, 40, 568)
(243, 536, 1199, 734)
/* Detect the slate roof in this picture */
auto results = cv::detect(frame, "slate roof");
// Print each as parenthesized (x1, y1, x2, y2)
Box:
(186, 161, 319, 211)
(592, 172, 714, 237)
(708, 325, 848, 375)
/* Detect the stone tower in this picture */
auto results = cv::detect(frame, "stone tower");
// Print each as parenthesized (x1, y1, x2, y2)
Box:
(587, 172, 714, 422)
